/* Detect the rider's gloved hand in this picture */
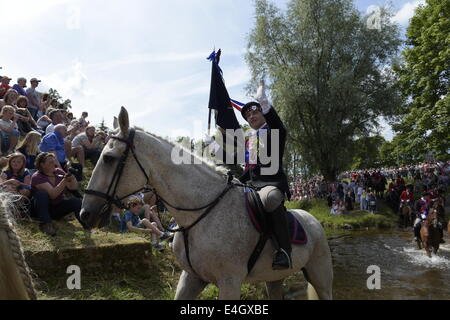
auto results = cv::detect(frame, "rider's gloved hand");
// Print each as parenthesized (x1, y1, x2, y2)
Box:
(255, 79, 271, 115)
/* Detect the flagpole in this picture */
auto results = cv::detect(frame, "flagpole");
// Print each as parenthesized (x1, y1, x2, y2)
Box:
(207, 107, 212, 136)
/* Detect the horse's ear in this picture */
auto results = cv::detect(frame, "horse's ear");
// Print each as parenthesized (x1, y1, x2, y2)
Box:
(118, 106, 129, 134)
(113, 116, 118, 130)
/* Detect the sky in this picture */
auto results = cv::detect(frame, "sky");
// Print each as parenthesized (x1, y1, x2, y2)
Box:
(0, 0, 425, 141)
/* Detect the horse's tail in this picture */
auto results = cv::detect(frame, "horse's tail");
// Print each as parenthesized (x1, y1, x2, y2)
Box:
(307, 283, 319, 300)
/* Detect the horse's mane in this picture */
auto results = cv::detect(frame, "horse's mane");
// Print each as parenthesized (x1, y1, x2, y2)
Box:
(134, 126, 229, 178)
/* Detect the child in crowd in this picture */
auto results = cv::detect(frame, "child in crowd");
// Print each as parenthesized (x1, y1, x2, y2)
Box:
(0, 105, 20, 154)
(120, 196, 172, 250)
(367, 189, 377, 214)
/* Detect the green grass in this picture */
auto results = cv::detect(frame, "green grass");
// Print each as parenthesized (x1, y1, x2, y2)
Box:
(286, 198, 398, 229)
(15, 216, 152, 252)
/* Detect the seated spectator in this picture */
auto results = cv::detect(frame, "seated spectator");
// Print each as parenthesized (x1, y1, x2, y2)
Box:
(30, 152, 86, 236)
(67, 119, 83, 140)
(39, 124, 84, 181)
(17, 131, 42, 172)
(330, 199, 345, 215)
(330, 200, 340, 215)
(45, 109, 64, 134)
(36, 94, 50, 119)
(0, 76, 12, 99)
(120, 196, 172, 250)
(1, 89, 39, 135)
(39, 124, 69, 169)
(45, 111, 84, 166)
(12, 77, 27, 97)
(0, 105, 20, 154)
(66, 112, 74, 123)
(25, 78, 42, 120)
(14, 94, 40, 134)
(0, 153, 32, 198)
(36, 113, 52, 131)
(93, 130, 108, 149)
(78, 111, 89, 129)
(71, 125, 102, 165)
(61, 109, 70, 126)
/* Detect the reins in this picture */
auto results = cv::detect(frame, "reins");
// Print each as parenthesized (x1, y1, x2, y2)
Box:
(84, 128, 251, 275)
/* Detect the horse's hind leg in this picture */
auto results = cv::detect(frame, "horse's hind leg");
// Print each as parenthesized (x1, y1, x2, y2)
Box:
(175, 270, 208, 300)
(265, 280, 283, 300)
(303, 241, 333, 300)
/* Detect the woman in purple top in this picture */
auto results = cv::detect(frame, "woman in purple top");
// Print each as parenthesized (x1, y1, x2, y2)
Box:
(30, 152, 86, 236)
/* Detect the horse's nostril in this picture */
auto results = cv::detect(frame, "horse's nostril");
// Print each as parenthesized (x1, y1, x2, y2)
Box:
(80, 209, 90, 223)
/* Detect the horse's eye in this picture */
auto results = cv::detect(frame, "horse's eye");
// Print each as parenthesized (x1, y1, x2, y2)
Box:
(103, 155, 115, 164)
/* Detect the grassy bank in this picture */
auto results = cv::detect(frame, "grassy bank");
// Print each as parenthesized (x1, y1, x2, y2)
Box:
(286, 199, 398, 229)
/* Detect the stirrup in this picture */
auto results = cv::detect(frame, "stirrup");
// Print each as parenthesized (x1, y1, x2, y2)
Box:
(272, 248, 292, 270)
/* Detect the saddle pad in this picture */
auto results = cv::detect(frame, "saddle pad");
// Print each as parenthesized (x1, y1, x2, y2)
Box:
(245, 193, 307, 245)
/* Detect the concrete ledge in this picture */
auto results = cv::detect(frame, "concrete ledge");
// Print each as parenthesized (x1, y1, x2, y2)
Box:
(25, 241, 154, 278)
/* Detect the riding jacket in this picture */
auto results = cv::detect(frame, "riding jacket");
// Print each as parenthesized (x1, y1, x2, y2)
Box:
(238, 106, 290, 200)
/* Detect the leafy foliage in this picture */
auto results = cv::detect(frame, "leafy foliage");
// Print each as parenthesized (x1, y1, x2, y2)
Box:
(246, 0, 402, 180)
(393, 0, 450, 161)
(48, 88, 72, 109)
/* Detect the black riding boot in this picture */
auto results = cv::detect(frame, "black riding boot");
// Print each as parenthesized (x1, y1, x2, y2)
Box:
(414, 222, 421, 241)
(269, 205, 292, 270)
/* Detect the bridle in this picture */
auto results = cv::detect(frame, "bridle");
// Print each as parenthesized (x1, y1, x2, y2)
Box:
(84, 128, 238, 230)
(85, 128, 152, 212)
(84, 127, 250, 275)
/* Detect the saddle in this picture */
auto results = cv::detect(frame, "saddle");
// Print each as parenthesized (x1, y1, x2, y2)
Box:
(244, 188, 307, 274)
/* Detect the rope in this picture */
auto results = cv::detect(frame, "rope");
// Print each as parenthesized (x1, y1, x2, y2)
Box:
(0, 201, 37, 300)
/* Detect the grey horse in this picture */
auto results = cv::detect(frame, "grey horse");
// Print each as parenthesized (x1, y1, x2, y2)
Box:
(81, 107, 333, 300)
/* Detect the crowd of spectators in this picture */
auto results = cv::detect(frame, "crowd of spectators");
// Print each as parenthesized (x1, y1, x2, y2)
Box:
(0, 74, 107, 236)
(289, 161, 450, 216)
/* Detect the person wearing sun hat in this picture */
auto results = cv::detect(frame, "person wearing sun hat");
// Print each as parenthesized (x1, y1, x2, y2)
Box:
(238, 80, 292, 270)
(25, 77, 42, 120)
(0, 75, 12, 98)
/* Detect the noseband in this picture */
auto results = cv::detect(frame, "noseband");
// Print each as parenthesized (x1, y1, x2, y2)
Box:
(85, 128, 152, 211)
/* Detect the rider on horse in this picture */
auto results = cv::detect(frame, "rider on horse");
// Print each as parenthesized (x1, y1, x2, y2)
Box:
(399, 186, 414, 213)
(414, 192, 445, 244)
(238, 81, 292, 270)
(414, 192, 430, 242)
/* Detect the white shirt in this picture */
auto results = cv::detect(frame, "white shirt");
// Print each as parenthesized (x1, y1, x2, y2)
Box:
(45, 123, 56, 134)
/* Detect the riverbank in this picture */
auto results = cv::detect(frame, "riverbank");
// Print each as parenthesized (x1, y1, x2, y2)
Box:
(286, 198, 398, 229)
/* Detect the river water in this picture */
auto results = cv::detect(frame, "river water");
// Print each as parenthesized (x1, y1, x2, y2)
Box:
(285, 230, 450, 300)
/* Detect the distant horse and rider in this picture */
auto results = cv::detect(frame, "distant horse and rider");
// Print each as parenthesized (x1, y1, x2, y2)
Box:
(417, 202, 442, 257)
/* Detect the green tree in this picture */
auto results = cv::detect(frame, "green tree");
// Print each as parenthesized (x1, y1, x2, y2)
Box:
(98, 118, 109, 132)
(393, 0, 450, 161)
(48, 88, 72, 109)
(246, 0, 402, 181)
(350, 136, 385, 169)
(378, 139, 397, 167)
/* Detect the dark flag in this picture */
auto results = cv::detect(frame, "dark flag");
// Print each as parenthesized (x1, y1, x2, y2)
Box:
(207, 50, 240, 130)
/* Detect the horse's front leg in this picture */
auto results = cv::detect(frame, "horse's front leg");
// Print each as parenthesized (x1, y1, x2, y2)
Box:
(175, 270, 208, 300)
(217, 276, 244, 300)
